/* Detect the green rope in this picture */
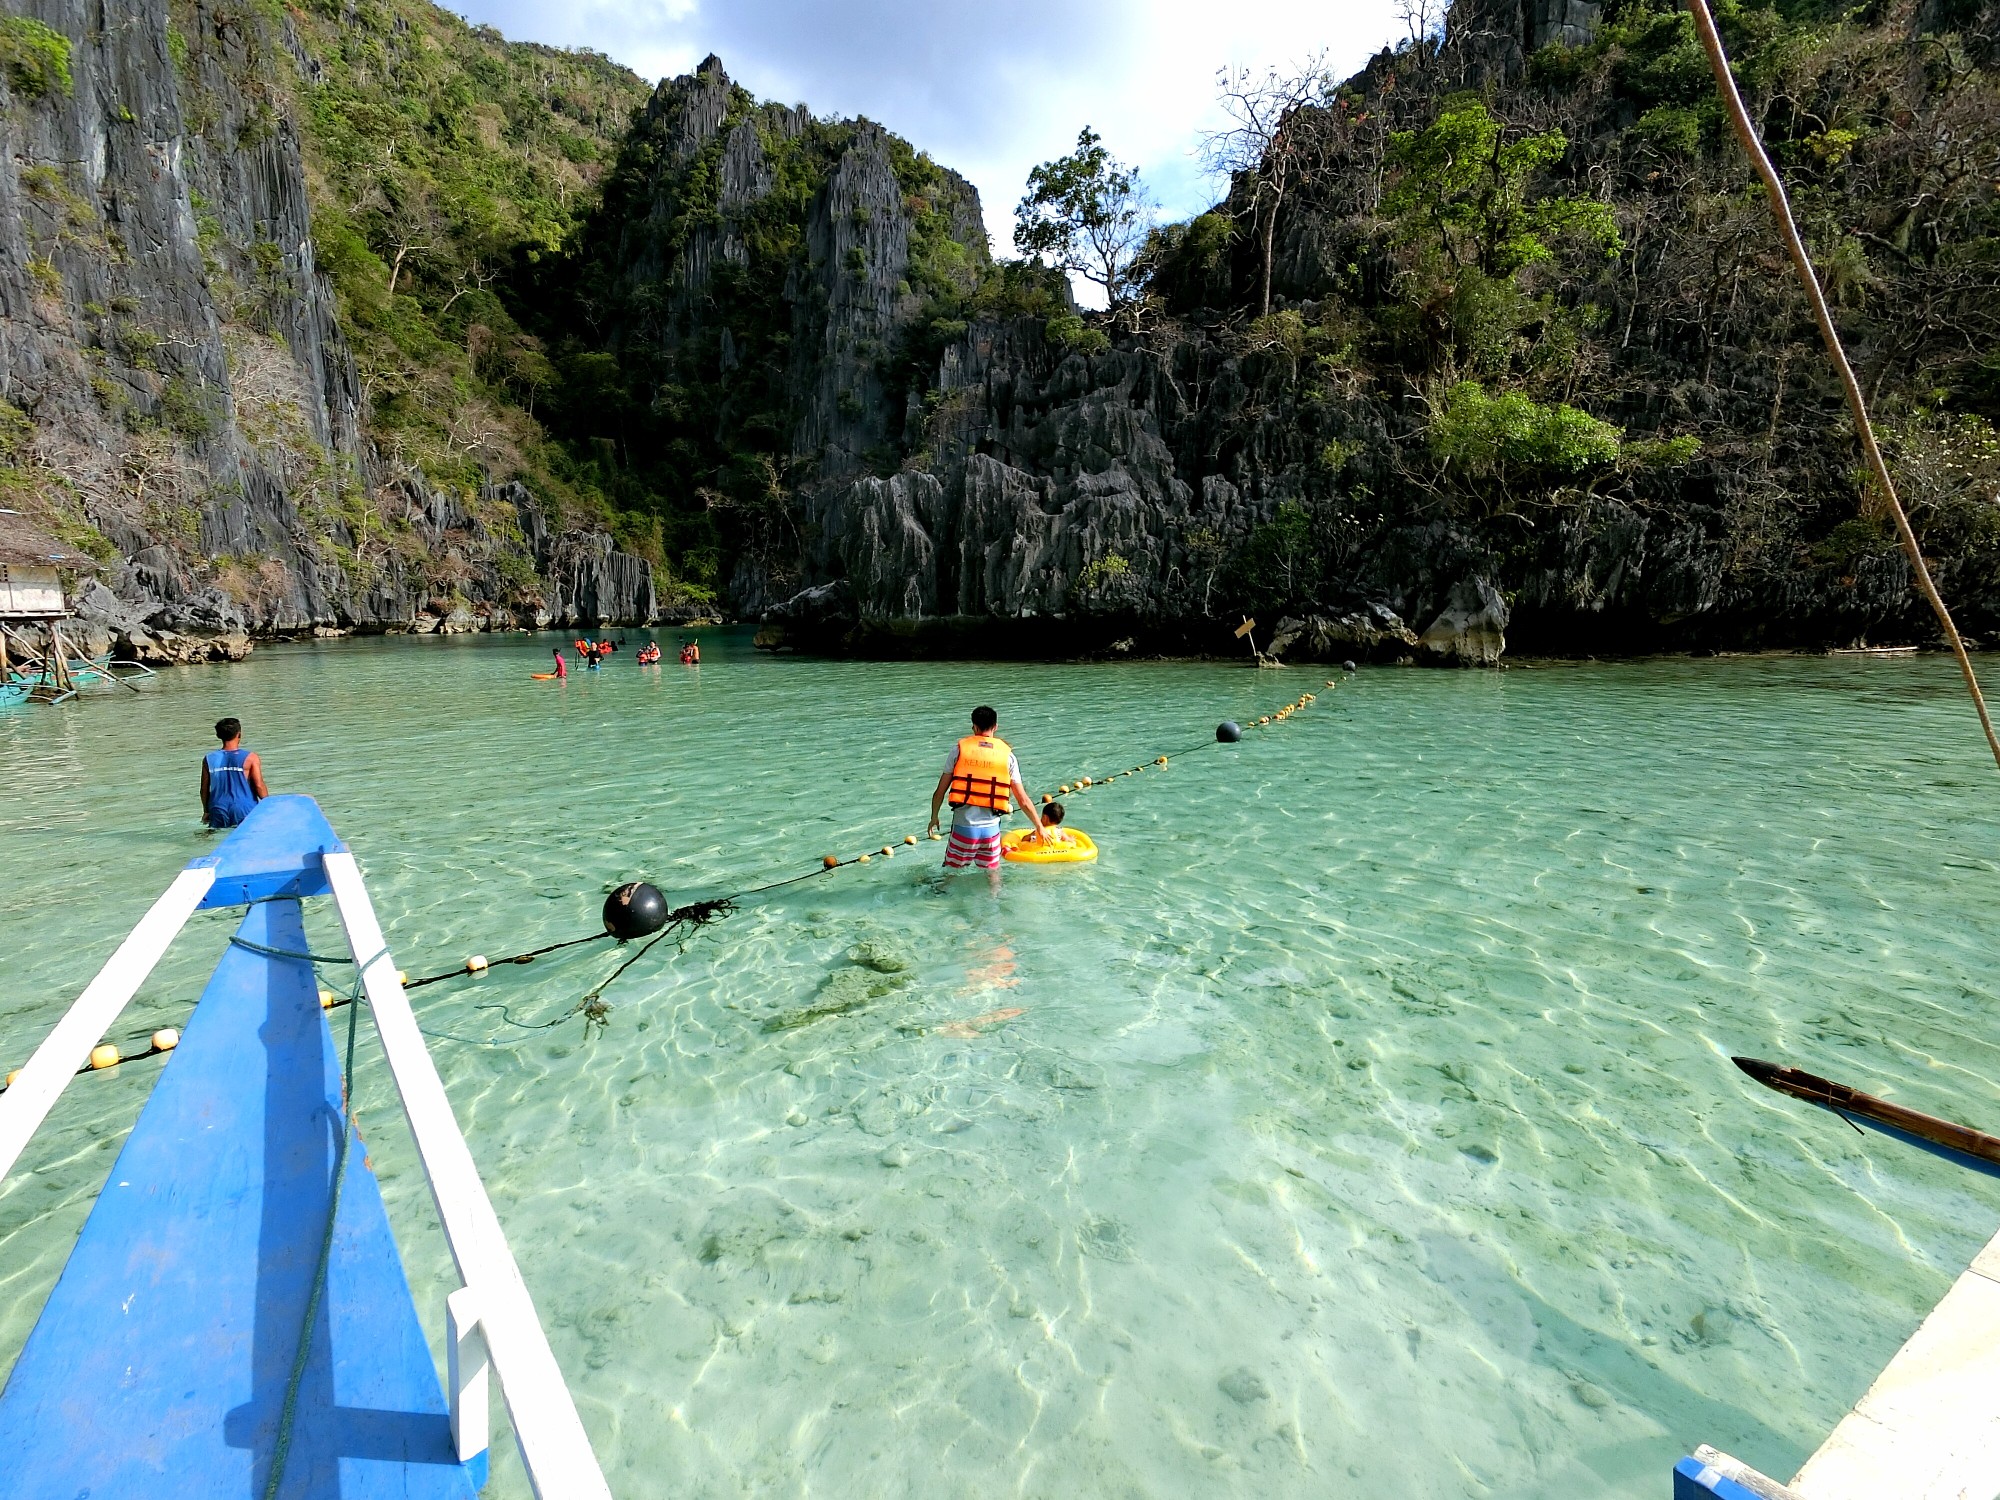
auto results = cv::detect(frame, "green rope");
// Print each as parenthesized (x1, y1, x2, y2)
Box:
(229, 935, 355, 966)
(261, 967, 364, 1500)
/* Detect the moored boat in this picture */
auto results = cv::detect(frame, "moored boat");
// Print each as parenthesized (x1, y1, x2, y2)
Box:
(0, 796, 608, 1497)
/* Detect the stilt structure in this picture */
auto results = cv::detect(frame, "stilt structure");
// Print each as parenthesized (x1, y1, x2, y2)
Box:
(0, 512, 150, 703)
(0, 511, 90, 704)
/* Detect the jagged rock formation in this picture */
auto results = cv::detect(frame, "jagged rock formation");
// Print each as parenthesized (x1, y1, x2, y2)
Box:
(752, 322, 1270, 627)
(604, 57, 988, 476)
(743, 0, 2000, 662)
(552, 53, 994, 601)
(1451, 0, 1606, 76)
(1270, 606, 1421, 664)
(0, 0, 655, 650)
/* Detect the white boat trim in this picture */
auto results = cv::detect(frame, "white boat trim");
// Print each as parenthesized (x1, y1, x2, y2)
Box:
(1679, 1223, 2000, 1499)
(0, 866, 216, 1183)
(323, 850, 612, 1500)
(1787, 1223, 2000, 1500)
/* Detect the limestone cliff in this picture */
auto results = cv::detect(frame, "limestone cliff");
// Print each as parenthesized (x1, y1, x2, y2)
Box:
(0, 0, 655, 656)
(8, 0, 1998, 668)
(745, 0, 2000, 662)
(543, 54, 993, 606)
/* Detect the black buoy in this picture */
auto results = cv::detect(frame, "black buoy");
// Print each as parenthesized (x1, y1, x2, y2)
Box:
(1342, 660, 1357, 673)
(1217, 720, 1243, 743)
(603, 881, 669, 940)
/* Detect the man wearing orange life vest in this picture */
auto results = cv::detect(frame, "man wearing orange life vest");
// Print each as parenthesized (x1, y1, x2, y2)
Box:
(928, 706, 1047, 873)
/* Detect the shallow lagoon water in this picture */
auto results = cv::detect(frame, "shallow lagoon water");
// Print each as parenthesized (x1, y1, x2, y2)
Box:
(3, 633, 1999, 1497)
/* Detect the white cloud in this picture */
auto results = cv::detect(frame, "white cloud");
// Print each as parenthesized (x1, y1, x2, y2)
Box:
(448, 0, 1405, 283)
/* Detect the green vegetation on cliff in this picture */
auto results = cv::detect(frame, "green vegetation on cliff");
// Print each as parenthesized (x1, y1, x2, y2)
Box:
(1124, 0, 2000, 628)
(0, 17, 73, 100)
(117, 0, 2000, 643)
(280, 0, 650, 536)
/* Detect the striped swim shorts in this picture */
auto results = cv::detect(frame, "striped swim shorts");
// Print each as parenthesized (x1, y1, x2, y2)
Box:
(945, 819, 1002, 870)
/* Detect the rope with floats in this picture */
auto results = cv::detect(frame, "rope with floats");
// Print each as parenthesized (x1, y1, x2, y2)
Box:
(521, 678, 1342, 1023)
(1, 678, 1345, 1079)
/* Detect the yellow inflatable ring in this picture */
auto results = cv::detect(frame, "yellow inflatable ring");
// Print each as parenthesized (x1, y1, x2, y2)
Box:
(1001, 829, 1097, 864)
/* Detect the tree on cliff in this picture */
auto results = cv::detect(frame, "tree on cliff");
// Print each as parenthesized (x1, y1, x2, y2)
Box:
(1203, 58, 1337, 319)
(1383, 99, 1619, 280)
(1014, 128, 1151, 307)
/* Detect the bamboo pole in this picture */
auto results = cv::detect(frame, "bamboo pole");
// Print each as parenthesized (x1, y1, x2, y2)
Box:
(1687, 0, 2000, 771)
(47, 621, 71, 694)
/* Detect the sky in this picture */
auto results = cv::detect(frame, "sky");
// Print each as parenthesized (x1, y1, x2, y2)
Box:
(448, 0, 1410, 284)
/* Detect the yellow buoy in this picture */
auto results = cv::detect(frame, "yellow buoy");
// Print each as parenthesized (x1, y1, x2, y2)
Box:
(89, 1044, 120, 1070)
(151, 1028, 180, 1052)
(1081, 777, 1093, 787)
(858, 853, 872, 863)
(1155, 756, 1168, 765)
(928, 831, 943, 840)
(824, 854, 840, 868)
(880, 845, 894, 857)
(467, 954, 489, 973)
(904, 835, 918, 845)
(1060, 784, 1072, 794)
(5, 1069, 19, 1089)
(319, 989, 336, 1010)
(396, 970, 409, 987)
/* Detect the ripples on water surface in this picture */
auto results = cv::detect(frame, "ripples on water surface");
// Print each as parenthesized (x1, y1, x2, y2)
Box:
(2, 633, 1998, 1497)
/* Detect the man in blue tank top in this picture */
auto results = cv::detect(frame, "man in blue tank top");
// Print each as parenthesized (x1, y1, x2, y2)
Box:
(200, 717, 268, 829)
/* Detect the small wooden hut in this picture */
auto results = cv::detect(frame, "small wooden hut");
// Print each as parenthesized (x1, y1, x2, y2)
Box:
(0, 510, 95, 701)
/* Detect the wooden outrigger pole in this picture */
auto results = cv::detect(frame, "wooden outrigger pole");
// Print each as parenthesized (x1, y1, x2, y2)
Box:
(1733, 1056, 2000, 1179)
(1687, 0, 2000, 771)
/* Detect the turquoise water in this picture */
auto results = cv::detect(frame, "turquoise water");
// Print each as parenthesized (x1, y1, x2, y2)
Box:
(3, 633, 1999, 1497)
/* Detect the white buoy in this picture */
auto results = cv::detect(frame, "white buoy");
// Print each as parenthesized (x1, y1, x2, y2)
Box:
(467, 955, 489, 973)
(151, 1028, 180, 1052)
(89, 1044, 120, 1070)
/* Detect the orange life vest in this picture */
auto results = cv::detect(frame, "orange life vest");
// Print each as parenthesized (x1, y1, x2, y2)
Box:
(948, 733, 1014, 812)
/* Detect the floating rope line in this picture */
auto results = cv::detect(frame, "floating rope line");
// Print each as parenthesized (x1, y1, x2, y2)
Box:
(1040, 685, 1329, 804)
(2, 683, 1339, 1079)
(402, 930, 611, 990)
(377, 683, 1338, 1012)
(544, 681, 1339, 1020)
(0, 936, 377, 1091)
